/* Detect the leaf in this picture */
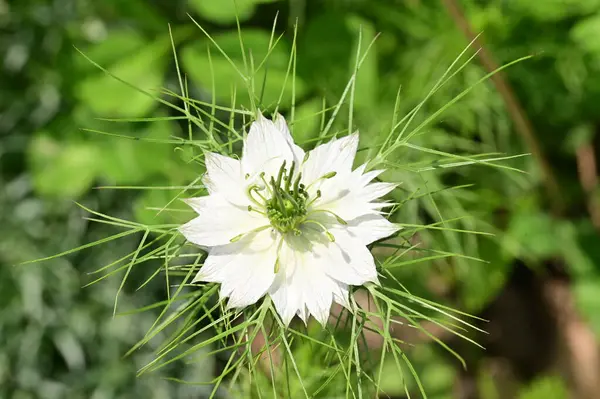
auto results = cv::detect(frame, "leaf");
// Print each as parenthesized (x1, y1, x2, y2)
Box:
(297, 13, 354, 97)
(181, 30, 306, 110)
(518, 375, 568, 399)
(505, 211, 559, 259)
(188, 0, 279, 24)
(28, 134, 99, 198)
(510, 0, 600, 22)
(460, 236, 511, 312)
(76, 40, 169, 118)
(75, 29, 146, 72)
(347, 16, 379, 112)
(571, 12, 600, 56)
(133, 189, 191, 226)
(100, 120, 173, 185)
(291, 99, 323, 143)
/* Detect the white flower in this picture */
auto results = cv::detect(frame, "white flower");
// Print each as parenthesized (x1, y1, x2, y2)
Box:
(179, 112, 400, 326)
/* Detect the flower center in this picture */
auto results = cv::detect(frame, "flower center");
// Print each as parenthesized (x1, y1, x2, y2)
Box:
(244, 160, 344, 248)
(265, 161, 308, 235)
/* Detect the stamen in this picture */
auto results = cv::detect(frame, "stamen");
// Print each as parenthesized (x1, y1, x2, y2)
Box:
(247, 185, 267, 208)
(259, 172, 272, 194)
(248, 205, 266, 215)
(273, 236, 285, 273)
(307, 190, 321, 207)
(306, 171, 338, 190)
(230, 225, 271, 242)
(307, 209, 347, 225)
(303, 220, 335, 242)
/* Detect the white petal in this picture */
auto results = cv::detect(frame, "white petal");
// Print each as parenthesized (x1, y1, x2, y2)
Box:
(314, 176, 397, 221)
(346, 214, 400, 245)
(242, 113, 300, 179)
(194, 228, 279, 308)
(360, 182, 397, 203)
(268, 234, 338, 326)
(202, 152, 247, 205)
(332, 282, 351, 309)
(311, 226, 379, 286)
(268, 273, 302, 326)
(301, 133, 359, 186)
(274, 113, 305, 163)
(179, 194, 268, 247)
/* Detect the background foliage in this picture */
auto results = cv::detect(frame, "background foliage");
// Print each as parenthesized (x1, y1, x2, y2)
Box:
(3, 0, 600, 397)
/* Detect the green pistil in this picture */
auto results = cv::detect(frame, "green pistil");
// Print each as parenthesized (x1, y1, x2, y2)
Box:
(266, 161, 309, 234)
(252, 162, 342, 245)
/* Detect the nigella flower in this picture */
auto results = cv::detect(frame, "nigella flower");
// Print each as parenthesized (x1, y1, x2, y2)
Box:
(179, 113, 400, 326)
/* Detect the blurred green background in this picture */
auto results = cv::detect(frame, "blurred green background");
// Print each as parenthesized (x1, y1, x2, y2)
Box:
(3, 0, 600, 398)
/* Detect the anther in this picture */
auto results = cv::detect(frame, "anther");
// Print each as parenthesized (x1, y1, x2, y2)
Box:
(248, 205, 266, 215)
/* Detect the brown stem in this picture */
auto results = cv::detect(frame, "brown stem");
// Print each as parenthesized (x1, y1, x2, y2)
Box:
(544, 280, 600, 399)
(575, 143, 600, 228)
(440, 0, 563, 213)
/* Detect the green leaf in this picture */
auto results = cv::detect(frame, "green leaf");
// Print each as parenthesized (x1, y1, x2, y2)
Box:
(291, 99, 322, 143)
(100, 120, 173, 185)
(29, 134, 99, 198)
(133, 189, 192, 228)
(75, 29, 146, 72)
(188, 0, 279, 24)
(460, 237, 511, 312)
(76, 40, 169, 118)
(557, 220, 597, 278)
(297, 13, 354, 97)
(505, 211, 559, 259)
(347, 16, 379, 112)
(571, 12, 600, 56)
(510, 0, 600, 22)
(181, 30, 306, 110)
(518, 375, 568, 399)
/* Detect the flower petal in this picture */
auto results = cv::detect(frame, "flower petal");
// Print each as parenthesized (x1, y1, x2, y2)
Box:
(301, 133, 359, 186)
(332, 281, 351, 309)
(242, 113, 300, 179)
(274, 113, 305, 163)
(268, 234, 340, 326)
(313, 170, 397, 221)
(194, 228, 279, 308)
(310, 225, 379, 286)
(179, 194, 268, 247)
(268, 272, 303, 326)
(346, 213, 400, 245)
(203, 152, 247, 205)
